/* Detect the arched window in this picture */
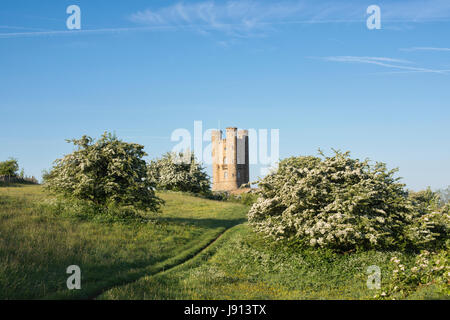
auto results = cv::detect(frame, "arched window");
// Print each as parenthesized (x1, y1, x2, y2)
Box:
(224, 171, 228, 179)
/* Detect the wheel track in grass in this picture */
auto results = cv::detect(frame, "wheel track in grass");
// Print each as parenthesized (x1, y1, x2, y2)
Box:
(90, 224, 243, 300)
(42, 223, 243, 300)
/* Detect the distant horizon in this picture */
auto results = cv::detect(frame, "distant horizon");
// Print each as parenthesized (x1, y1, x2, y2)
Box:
(4, 132, 448, 193)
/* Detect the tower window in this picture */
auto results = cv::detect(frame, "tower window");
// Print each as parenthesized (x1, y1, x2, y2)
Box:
(224, 172, 228, 179)
(237, 172, 240, 179)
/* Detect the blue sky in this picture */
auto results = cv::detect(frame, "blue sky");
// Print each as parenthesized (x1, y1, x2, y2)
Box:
(0, 0, 449, 190)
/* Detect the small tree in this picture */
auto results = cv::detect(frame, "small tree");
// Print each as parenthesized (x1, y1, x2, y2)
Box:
(0, 159, 19, 177)
(148, 151, 210, 194)
(44, 132, 163, 212)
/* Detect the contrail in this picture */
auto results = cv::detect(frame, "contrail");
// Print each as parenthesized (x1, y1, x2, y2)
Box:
(0, 26, 175, 39)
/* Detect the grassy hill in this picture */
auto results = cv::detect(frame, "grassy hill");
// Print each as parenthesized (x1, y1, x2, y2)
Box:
(0, 185, 247, 299)
(101, 224, 448, 300)
(1, 185, 447, 300)
(99, 224, 441, 300)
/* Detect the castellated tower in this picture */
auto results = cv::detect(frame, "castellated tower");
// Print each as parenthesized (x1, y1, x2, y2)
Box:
(212, 127, 249, 191)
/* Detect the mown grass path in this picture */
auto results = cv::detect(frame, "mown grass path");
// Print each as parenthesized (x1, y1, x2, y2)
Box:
(94, 223, 237, 300)
(79, 228, 232, 299)
(98, 224, 246, 299)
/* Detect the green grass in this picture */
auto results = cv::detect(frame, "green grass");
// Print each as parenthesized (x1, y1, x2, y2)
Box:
(0, 185, 248, 299)
(1, 185, 447, 300)
(100, 224, 448, 300)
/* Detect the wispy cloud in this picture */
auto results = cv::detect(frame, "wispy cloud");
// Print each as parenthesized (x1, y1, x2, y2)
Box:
(0, 26, 173, 39)
(324, 56, 413, 64)
(400, 47, 450, 52)
(2, 0, 450, 39)
(129, 1, 308, 38)
(129, 0, 450, 37)
(0, 25, 50, 31)
(319, 56, 449, 74)
(381, 0, 450, 22)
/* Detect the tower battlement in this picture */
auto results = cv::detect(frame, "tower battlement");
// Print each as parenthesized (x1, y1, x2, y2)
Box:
(212, 127, 249, 191)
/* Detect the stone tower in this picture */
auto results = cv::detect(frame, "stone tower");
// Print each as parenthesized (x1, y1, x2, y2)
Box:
(212, 127, 249, 191)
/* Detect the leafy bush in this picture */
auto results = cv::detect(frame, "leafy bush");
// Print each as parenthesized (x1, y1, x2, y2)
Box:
(43, 132, 163, 213)
(442, 203, 450, 214)
(39, 197, 154, 223)
(0, 158, 19, 176)
(402, 188, 449, 249)
(438, 186, 450, 205)
(380, 249, 450, 299)
(404, 210, 449, 250)
(207, 191, 230, 201)
(408, 187, 441, 212)
(228, 192, 259, 206)
(147, 152, 210, 194)
(248, 150, 442, 251)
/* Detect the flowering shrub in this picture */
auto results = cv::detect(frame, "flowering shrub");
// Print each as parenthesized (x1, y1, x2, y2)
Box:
(248, 150, 447, 251)
(40, 196, 155, 223)
(228, 192, 259, 206)
(380, 250, 450, 298)
(44, 132, 163, 212)
(404, 211, 449, 249)
(408, 188, 441, 213)
(404, 188, 450, 248)
(443, 203, 450, 215)
(147, 152, 210, 194)
(438, 186, 450, 205)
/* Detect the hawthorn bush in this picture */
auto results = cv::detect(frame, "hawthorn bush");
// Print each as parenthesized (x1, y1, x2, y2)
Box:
(147, 151, 210, 194)
(382, 249, 450, 299)
(404, 189, 449, 249)
(44, 132, 163, 213)
(248, 150, 449, 251)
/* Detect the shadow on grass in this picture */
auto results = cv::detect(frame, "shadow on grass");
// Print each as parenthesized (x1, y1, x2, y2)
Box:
(156, 217, 247, 229)
(0, 182, 39, 188)
(0, 183, 24, 188)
